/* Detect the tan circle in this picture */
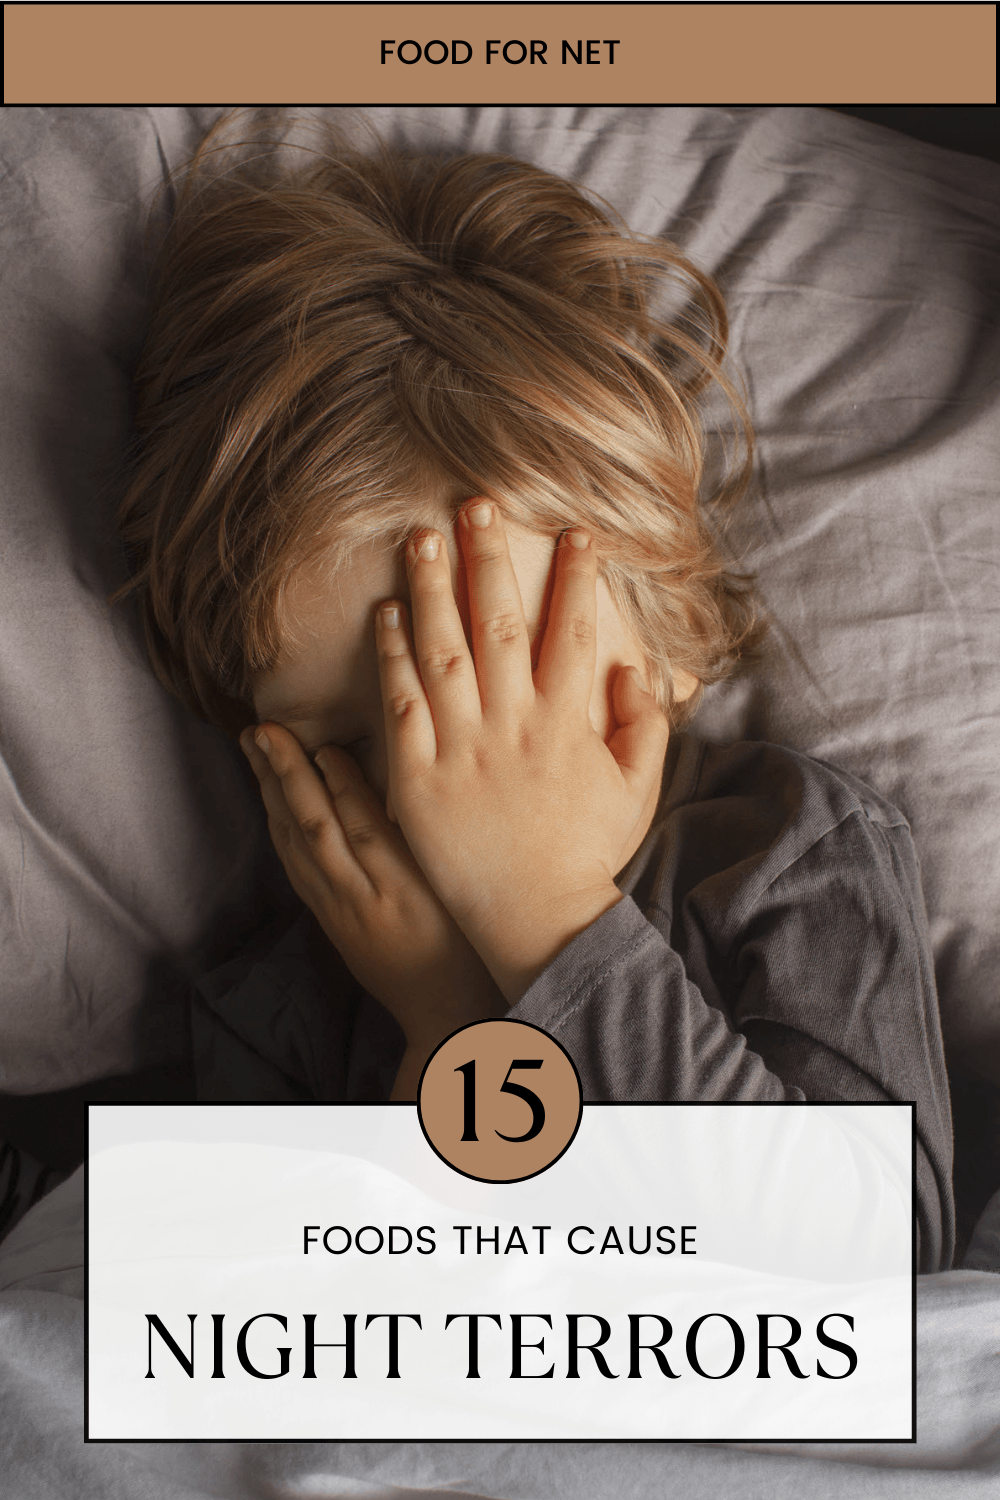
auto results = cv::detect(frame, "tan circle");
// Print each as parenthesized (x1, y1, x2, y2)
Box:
(417, 1019, 582, 1183)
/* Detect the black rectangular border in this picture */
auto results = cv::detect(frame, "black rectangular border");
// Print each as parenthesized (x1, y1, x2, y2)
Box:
(83, 1098, 918, 1445)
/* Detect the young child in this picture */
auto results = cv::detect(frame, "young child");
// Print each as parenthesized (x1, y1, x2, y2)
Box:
(117, 119, 953, 1271)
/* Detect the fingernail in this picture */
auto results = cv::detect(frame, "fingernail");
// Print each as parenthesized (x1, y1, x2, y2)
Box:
(410, 533, 439, 562)
(254, 729, 271, 756)
(564, 529, 590, 550)
(466, 501, 492, 529)
(239, 729, 254, 757)
(380, 604, 400, 629)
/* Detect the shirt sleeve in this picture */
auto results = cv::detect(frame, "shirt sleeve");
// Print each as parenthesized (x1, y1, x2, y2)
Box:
(0, 1141, 68, 1244)
(190, 910, 404, 1104)
(508, 807, 953, 1271)
(508, 895, 800, 1102)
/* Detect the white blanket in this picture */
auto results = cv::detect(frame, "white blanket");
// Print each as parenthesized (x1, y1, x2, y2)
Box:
(1, 1170, 998, 1499)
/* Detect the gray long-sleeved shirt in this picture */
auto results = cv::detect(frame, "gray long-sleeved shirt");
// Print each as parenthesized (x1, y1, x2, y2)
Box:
(193, 734, 954, 1271)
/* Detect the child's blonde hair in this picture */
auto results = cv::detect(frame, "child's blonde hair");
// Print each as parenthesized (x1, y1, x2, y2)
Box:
(118, 113, 764, 735)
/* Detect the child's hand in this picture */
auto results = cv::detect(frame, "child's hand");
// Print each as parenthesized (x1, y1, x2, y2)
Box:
(240, 726, 507, 1092)
(375, 502, 670, 1005)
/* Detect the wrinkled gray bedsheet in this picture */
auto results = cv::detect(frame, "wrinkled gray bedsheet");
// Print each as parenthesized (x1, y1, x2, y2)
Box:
(1, 105, 998, 1097)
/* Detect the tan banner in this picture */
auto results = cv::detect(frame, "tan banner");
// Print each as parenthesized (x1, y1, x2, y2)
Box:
(4, 5, 996, 105)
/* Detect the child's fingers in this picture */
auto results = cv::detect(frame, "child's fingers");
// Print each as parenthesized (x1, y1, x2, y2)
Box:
(313, 743, 425, 893)
(311, 744, 390, 867)
(376, 599, 444, 771)
(458, 500, 534, 717)
(403, 529, 483, 741)
(239, 728, 272, 785)
(246, 723, 372, 896)
(605, 665, 671, 793)
(243, 727, 435, 921)
(533, 529, 598, 713)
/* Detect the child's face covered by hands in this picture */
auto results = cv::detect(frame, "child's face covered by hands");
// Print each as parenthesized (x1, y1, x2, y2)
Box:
(251, 516, 659, 814)
(243, 508, 686, 1087)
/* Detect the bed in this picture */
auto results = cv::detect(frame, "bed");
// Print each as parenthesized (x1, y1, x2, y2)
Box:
(1, 105, 998, 1496)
